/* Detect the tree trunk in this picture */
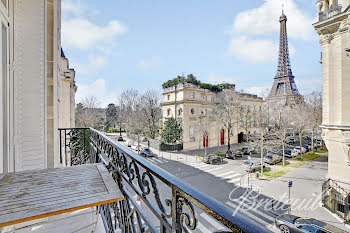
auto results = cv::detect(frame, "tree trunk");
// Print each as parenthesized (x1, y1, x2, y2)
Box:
(282, 138, 285, 166)
(137, 134, 140, 154)
(299, 129, 303, 159)
(312, 128, 315, 154)
(260, 135, 264, 175)
(227, 127, 231, 151)
(119, 123, 122, 136)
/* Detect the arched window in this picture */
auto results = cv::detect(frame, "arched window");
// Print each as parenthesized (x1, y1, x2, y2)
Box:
(167, 108, 171, 116)
(178, 108, 183, 116)
(191, 108, 195, 115)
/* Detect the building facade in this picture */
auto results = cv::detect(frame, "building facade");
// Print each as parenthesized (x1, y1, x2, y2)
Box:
(313, 0, 350, 220)
(0, 0, 76, 174)
(161, 82, 264, 150)
(267, 11, 303, 108)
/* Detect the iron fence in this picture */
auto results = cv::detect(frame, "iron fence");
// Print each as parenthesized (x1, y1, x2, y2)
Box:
(59, 127, 272, 233)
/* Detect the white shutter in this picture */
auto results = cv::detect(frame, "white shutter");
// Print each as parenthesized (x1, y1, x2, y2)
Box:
(14, 0, 46, 171)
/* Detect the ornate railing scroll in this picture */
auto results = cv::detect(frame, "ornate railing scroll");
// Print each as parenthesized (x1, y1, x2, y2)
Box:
(59, 128, 273, 233)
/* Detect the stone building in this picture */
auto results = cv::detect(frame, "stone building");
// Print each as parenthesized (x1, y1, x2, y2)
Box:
(0, 0, 76, 173)
(58, 49, 77, 129)
(313, 0, 350, 220)
(161, 82, 264, 151)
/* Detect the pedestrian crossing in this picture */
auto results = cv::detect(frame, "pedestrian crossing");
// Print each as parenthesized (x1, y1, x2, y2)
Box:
(147, 156, 169, 165)
(188, 162, 243, 185)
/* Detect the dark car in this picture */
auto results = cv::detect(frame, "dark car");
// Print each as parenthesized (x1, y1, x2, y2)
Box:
(283, 149, 293, 158)
(225, 151, 236, 159)
(203, 155, 223, 164)
(117, 136, 124, 141)
(241, 147, 256, 155)
(233, 149, 244, 157)
(275, 214, 347, 233)
(140, 147, 154, 157)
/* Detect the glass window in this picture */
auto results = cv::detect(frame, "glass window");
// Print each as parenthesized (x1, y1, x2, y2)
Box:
(298, 225, 317, 233)
(167, 95, 170, 100)
(191, 108, 194, 115)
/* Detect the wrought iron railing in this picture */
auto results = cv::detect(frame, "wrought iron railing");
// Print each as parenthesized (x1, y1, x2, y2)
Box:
(59, 127, 272, 233)
(322, 178, 349, 220)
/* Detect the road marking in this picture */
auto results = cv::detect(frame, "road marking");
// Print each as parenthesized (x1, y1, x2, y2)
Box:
(203, 166, 223, 173)
(192, 164, 210, 168)
(200, 213, 226, 230)
(196, 222, 212, 233)
(229, 199, 275, 222)
(226, 201, 273, 228)
(216, 171, 236, 177)
(225, 173, 241, 179)
(227, 177, 241, 184)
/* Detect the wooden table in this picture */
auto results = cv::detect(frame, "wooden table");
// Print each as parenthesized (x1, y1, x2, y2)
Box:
(0, 164, 124, 228)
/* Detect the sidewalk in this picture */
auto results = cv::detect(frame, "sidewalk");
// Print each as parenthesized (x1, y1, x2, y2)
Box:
(247, 154, 349, 232)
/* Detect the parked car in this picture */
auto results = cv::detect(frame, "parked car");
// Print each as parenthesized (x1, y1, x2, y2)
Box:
(283, 149, 293, 158)
(275, 214, 347, 233)
(124, 140, 133, 147)
(241, 147, 256, 155)
(242, 161, 265, 172)
(293, 146, 307, 154)
(314, 139, 323, 147)
(225, 150, 236, 159)
(291, 150, 299, 157)
(141, 137, 148, 142)
(203, 155, 223, 164)
(286, 137, 295, 144)
(302, 144, 310, 152)
(131, 144, 142, 152)
(263, 153, 282, 165)
(140, 147, 154, 157)
(233, 149, 244, 157)
(307, 142, 318, 151)
(117, 136, 124, 141)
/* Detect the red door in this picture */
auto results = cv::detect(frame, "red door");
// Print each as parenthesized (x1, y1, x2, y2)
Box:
(203, 134, 208, 148)
(220, 129, 225, 145)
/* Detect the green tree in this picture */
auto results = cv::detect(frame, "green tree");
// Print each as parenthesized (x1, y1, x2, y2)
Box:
(161, 118, 182, 144)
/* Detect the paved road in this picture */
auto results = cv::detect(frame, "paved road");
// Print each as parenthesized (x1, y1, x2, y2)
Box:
(110, 137, 349, 233)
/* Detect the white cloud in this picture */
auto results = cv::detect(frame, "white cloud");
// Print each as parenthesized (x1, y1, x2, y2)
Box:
(228, 36, 279, 63)
(71, 55, 107, 74)
(244, 85, 271, 97)
(62, 18, 127, 50)
(62, 0, 86, 17)
(76, 79, 119, 107)
(207, 72, 238, 84)
(229, 0, 315, 41)
(136, 57, 162, 69)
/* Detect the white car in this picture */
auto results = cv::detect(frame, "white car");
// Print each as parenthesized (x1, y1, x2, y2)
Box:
(291, 150, 299, 157)
(124, 140, 133, 147)
(293, 146, 307, 154)
(131, 144, 141, 151)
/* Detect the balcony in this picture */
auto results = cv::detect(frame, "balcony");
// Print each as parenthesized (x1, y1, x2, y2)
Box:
(317, 4, 342, 22)
(57, 127, 272, 233)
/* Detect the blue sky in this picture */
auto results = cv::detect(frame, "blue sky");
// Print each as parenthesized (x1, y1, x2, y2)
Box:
(61, 0, 322, 107)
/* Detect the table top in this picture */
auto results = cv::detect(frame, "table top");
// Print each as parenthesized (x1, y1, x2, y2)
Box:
(0, 163, 123, 228)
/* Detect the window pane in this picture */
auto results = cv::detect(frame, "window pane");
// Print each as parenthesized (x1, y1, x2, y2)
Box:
(2, 23, 7, 172)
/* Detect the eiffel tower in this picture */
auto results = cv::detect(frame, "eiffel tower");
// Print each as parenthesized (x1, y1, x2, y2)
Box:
(267, 10, 302, 107)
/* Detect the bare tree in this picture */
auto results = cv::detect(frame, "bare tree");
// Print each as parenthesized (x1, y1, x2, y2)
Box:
(213, 90, 241, 151)
(140, 90, 162, 139)
(305, 91, 322, 153)
(289, 103, 311, 159)
(119, 89, 144, 153)
(248, 104, 282, 174)
(239, 104, 254, 142)
(75, 96, 103, 128)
